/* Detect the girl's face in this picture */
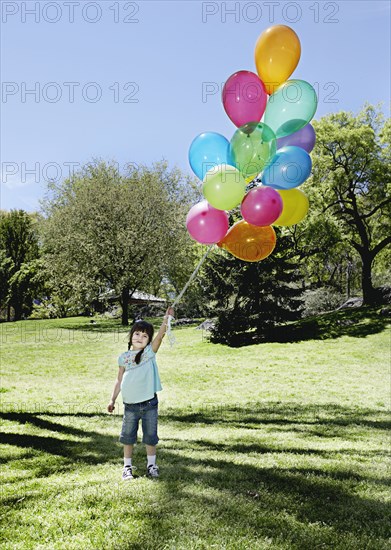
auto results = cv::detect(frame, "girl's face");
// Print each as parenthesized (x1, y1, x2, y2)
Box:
(131, 330, 150, 350)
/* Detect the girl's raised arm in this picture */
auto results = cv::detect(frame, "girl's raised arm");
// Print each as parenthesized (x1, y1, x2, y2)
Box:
(151, 307, 174, 353)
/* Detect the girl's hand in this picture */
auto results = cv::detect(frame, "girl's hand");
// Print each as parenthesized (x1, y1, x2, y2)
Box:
(107, 401, 115, 413)
(165, 307, 175, 318)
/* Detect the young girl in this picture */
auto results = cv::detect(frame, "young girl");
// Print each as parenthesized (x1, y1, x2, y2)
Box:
(107, 307, 174, 480)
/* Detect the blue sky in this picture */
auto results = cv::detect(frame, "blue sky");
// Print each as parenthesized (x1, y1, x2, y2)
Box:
(1, 0, 390, 211)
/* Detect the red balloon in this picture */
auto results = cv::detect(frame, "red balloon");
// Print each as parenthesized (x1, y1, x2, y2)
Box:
(241, 186, 283, 226)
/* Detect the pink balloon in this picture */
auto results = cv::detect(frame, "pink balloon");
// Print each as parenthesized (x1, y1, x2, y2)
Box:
(186, 200, 229, 244)
(241, 186, 283, 226)
(222, 71, 267, 128)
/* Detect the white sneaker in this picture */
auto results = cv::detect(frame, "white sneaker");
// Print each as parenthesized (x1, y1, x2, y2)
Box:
(122, 465, 134, 481)
(147, 464, 159, 478)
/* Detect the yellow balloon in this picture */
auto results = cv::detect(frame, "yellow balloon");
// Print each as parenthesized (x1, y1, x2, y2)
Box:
(254, 25, 301, 95)
(273, 189, 309, 226)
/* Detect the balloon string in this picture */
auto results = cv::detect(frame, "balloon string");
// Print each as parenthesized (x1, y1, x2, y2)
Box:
(166, 244, 215, 347)
(171, 244, 214, 308)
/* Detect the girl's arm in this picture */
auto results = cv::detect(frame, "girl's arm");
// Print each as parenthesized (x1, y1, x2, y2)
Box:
(151, 307, 174, 354)
(107, 366, 125, 412)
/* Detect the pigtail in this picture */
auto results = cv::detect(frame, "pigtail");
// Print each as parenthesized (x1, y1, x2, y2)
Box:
(135, 349, 144, 364)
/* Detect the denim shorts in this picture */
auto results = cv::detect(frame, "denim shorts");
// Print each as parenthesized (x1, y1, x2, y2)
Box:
(119, 394, 159, 446)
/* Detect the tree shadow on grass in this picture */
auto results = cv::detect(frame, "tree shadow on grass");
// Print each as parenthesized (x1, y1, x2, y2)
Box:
(1, 402, 388, 469)
(222, 306, 391, 346)
(288, 306, 390, 341)
(162, 401, 391, 433)
(23, 317, 124, 334)
(0, 411, 121, 472)
(1, 402, 390, 548)
(170, 439, 390, 461)
(127, 444, 391, 549)
(155, 402, 390, 546)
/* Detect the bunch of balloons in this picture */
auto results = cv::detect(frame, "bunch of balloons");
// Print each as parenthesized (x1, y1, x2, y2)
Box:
(186, 25, 317, 262)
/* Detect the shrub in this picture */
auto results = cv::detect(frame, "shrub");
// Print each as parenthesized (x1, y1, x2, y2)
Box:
(303, 288, 345, 317)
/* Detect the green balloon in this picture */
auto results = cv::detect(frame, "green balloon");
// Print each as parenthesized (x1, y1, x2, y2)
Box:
(202, 164, 246, 210)
(229, 122, 276, 179)
(264, 80, 318, 138)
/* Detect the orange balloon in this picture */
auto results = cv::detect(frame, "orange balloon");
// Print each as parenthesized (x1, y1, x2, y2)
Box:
(254, 25, 301, 95)
(218, 220, 276, 262)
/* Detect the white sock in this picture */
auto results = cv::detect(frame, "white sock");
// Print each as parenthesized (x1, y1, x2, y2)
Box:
(124, 457, 132, 467)
(147, 455, 156, 467)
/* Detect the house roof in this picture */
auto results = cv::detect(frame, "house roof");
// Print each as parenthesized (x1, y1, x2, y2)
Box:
(99, 289, 166, 303)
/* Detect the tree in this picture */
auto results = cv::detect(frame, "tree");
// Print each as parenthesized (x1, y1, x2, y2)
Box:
(0, 249, 13, 316)
(41, 160, 198, 325)
(298, 105, 391, 304)
(289, 212, 362, 300)
(202, 232, 304, 345)
(0, 210, 41, 320)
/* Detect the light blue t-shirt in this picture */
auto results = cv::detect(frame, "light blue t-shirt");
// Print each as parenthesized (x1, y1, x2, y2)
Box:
(118, 344, 162, 404)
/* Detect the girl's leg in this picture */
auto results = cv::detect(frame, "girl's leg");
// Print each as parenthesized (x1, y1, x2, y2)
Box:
(122, 444, 134, 480)
(120, 406, 139, 465)
(124, 444, 133, 459)
(142, 398, 159, 475)
(146, 445, 157, 472)
(146, 444, 156, 458)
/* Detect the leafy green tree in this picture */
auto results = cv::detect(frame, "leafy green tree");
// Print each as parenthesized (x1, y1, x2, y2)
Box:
(41, 160, 198, 325)
(0, 249, 13, 317)
(289, 215, 362, 299)
(202, 233, 304, 345)
(297, 105, 390, 304)
(372, 245, 391, 288)
(0, 210, 41, 320)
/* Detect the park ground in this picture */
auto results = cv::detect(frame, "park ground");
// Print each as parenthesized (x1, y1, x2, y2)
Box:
(0, 310, 390, 549)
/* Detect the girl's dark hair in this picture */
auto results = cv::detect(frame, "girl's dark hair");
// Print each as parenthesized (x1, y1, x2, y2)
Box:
(128, 320, 154, 364)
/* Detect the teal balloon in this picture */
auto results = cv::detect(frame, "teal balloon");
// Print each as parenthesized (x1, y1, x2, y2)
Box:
(264, 80, 318, 138)
(229, 122, 276, 180)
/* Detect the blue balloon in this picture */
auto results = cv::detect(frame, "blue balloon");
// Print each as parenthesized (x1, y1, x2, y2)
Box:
(262, 146, 312, 190)
(189, 132, 233, 181)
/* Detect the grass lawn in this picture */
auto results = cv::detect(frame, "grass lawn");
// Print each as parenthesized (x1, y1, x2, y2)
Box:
(0, 312, 390, 549)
